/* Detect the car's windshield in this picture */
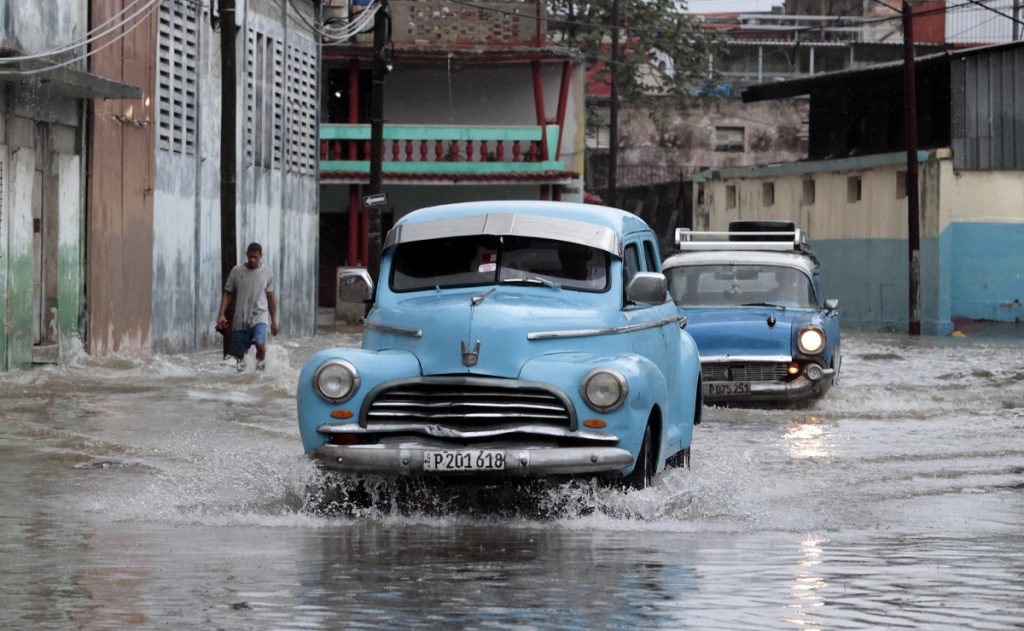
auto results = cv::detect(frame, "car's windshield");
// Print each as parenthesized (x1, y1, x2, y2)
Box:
(666, 264, 816, 308)
(390, 235, 610, 293)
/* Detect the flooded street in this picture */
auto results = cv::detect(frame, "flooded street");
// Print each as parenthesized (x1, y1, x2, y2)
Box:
(2, 327, 1023, 628)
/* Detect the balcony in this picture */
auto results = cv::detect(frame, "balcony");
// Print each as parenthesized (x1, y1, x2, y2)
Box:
(319, 123, 575, 184)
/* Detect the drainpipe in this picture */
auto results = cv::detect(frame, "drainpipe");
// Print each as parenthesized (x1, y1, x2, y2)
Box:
(607, 0, 619, 205)
(902, 3, 921, 336)
(367, 0, 389, 285)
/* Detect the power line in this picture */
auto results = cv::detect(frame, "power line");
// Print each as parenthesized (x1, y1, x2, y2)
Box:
(0, 0, 162, 76)
(0, 0, 161, 65)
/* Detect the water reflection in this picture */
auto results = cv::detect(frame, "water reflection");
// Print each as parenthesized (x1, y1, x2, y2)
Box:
(783, 416, 831, 460)
(782, 536, 827, 627)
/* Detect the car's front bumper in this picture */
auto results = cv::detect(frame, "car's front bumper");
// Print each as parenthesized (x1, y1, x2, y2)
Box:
(704, 369, 835, 403)
(311, 444, 635, 476)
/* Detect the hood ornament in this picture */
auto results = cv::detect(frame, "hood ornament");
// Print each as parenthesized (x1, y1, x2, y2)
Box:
(461, 340, 481, 367)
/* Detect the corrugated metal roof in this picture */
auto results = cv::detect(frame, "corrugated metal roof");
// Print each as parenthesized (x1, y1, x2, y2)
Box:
(742, 39, 1024, 102)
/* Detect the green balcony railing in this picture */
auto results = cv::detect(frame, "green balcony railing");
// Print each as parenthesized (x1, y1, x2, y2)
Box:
(319, 124, 564, 176)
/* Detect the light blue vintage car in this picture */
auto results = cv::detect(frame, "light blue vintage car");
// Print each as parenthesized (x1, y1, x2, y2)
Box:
(297, 201, 702, 489)
(662, 222, 841, 404)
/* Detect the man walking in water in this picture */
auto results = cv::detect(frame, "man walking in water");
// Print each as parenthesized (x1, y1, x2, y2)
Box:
(217, 242, 279, 371)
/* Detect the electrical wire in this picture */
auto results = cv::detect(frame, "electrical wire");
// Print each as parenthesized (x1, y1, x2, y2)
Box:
(0, 0, 161, 65)
(0, 0, 162, 76)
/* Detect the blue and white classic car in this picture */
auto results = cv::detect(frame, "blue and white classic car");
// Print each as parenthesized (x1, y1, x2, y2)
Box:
(297, 201, 702, 489)
(662, 221, 841, 404)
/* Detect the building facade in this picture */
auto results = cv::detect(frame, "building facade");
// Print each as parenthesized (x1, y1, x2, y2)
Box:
(694, 42, 1024, 335)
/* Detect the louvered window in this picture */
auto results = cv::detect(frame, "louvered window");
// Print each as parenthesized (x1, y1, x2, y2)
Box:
(245, 28, 288, 170)
(285, 43, 318, 175)
(157, 0, 198, 155)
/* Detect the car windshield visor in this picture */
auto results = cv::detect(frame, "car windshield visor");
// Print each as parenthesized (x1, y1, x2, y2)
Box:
(391, 235, 610, 293)
(667, 264, 816, 308)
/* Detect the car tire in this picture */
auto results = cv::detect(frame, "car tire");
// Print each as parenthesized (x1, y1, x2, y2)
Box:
(624, 424, 654, 490)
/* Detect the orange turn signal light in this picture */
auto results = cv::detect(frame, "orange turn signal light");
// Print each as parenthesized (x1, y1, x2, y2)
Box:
(583, 419, 607, 428)
(330, 410, 354, 419)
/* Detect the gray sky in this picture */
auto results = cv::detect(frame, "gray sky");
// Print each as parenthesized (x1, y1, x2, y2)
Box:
(685, 0, 784, 12)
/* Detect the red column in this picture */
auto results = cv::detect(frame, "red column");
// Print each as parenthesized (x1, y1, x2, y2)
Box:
(347, 185, 359, 266)
(531, 61, 548, 161)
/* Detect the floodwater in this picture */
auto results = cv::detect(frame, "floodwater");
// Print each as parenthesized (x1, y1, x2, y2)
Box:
(1, 327, 1023, 629)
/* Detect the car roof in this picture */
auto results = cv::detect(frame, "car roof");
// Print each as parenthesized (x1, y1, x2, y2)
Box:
(394, 201, 651, 236)
(663, 250, 818, 275)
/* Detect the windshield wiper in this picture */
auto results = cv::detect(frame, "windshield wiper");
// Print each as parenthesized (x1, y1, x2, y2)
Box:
(503, 276, 561, 290)
(740, 302, 787, 310)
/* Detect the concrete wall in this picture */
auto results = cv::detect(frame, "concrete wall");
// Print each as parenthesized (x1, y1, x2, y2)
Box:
(0, 1, 86, 54)
(693, 149, 1024, 335)
(150, 0, 319, 353)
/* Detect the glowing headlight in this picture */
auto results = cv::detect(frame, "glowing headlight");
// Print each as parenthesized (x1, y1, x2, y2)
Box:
(797, 327, 826, 355)
(581, 368, 628, 412)
(313, 359, 359, 402)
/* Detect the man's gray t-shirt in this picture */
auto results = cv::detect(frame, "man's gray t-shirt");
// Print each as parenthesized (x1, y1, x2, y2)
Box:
(225, 264, 274, 330)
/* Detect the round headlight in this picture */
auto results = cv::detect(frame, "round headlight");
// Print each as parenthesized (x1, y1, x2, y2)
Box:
(581, 368, 628, 412)
(797, 327, 826, 355)
(313, 359, 359, 402)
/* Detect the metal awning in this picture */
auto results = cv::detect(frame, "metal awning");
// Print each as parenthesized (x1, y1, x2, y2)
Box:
(0, 59, 141, 100)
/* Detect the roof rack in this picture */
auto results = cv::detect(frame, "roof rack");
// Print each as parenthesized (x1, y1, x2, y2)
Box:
(674, 228, 809, 252)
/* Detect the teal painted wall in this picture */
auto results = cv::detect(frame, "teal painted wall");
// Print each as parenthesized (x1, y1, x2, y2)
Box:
(948, 222, 1024, 323)
(812, 236, 947, 334)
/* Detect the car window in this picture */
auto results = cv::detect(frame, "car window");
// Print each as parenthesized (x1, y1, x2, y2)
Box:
(666, 264, 817, 308)
(391, 234, 609, 292)
(642, 240, 659, 272)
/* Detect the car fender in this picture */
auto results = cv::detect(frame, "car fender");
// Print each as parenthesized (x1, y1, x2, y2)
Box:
(297, 348, 422, 452)
(519, 352, 671, 473)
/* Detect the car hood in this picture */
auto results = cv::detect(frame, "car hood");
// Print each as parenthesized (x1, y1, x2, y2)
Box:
(682, 307, 814, 359)
(365, 288, 615, 378)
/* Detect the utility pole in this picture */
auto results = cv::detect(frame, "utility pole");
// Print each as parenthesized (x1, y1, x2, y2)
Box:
(902, 1, 921, 336)
(367, 0, 389, 285)
(607, 0, 619, 206)
(1015, 0, 1022, 40)
(219, 0, 238, 356)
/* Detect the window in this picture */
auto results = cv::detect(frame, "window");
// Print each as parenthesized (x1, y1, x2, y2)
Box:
(666, 264, 816, 308)
(157, 1, 198, 154)
(714, 126, 744, 152)
(586, 126, 610, 150)
(762, 182, 775, 207)
(622, 243, 641, 304)
(802, 179, 815, 206)
(726, 185, 737, 210)
(390, 236, 609, 293)
(643, 240, 659, 272)
(847, 176, 862, 203)
(896, 171, 907, 199)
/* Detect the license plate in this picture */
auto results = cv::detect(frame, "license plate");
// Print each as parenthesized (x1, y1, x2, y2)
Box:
(704, 381, 751, 396)
(423, 450, 506, 471)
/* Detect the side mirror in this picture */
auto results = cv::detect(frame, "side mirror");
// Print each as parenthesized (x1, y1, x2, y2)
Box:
(339, 268, 374, 303)
(824, 298, 839, 311)
(626, 272, 669, 304)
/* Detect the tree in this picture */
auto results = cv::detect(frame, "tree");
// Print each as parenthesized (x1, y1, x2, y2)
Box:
(547, 0, 726, 103)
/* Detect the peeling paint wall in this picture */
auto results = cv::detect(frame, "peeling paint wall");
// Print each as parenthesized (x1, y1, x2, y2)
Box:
(150, 0, 318, 353)
(0, 1, 86, 54)
(596, 97, 808, 187)
(0, 81, 85, 371)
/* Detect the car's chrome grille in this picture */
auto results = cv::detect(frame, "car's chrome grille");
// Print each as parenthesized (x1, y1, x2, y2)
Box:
(702, 362, 789, 382)
(364, 378, 574, 429)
